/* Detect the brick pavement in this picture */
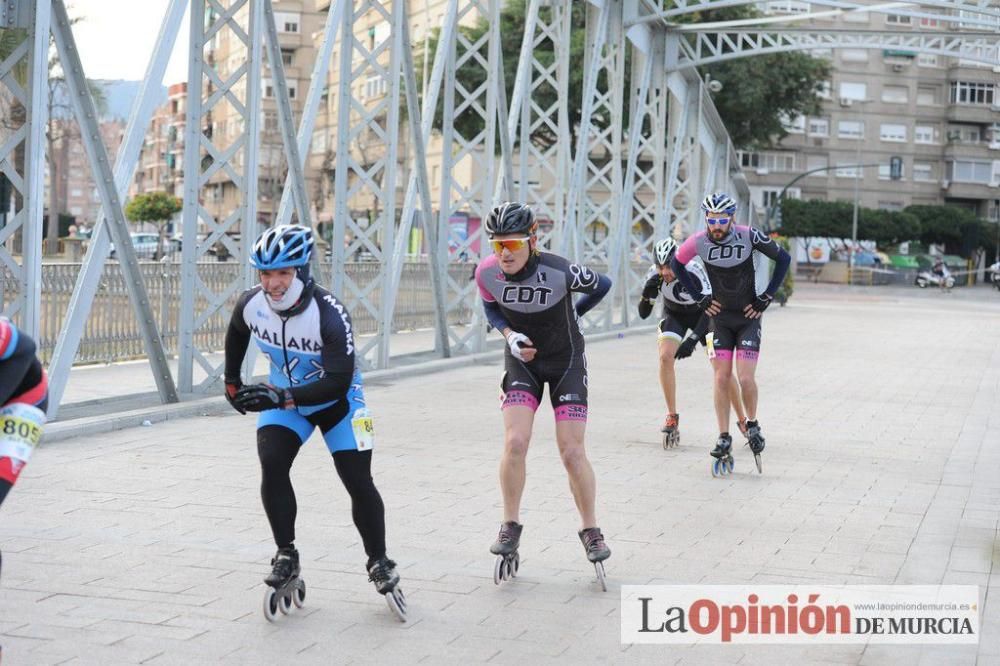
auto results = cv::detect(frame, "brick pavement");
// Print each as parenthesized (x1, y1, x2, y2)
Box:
(2, 283, 999, 664)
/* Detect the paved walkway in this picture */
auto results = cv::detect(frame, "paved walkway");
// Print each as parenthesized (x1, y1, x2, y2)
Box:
(2, 283, 999, 664)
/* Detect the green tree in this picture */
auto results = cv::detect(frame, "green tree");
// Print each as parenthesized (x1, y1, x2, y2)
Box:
(124, 192, 182, 260)
(415, 2, 830, 152)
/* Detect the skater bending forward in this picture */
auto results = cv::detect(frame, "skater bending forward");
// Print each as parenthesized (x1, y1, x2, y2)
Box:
(0, 317, 48, 580)
(474, 202, 613, 583)
(224, 224, 403, 617)
(671, 193, 790, 474)
(637, 238, 749, 448)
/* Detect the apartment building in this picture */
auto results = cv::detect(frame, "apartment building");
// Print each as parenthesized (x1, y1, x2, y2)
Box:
(51, 117, 126, 226)
(201, 1, 325, 228)
(741, 3, 1000, 224)
(132, 82, 187, 200)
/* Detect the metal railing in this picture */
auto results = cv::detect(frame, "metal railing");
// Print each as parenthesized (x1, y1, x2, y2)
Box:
(22, 261, 478, 365)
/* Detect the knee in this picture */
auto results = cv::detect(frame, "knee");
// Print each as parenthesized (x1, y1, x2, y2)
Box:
(714, 370, 732, 389)
(736, 369, 756, 388)
(558, 442, 587, 471)
(504, 432, 530, 460)
(658, 349, 675, 368)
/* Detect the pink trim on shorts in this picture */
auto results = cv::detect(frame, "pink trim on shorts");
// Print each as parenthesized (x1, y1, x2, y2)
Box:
(736, 349, 759, 362)
(713, 349, 734, 361)
(554, 404, 588, 422)
(502, 390, 539, 412)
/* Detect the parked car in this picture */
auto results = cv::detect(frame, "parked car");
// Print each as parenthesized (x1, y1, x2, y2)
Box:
(109, 232, 163, 260)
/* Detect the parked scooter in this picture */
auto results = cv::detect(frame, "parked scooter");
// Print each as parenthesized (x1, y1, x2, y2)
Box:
(914, 270, 955, 290)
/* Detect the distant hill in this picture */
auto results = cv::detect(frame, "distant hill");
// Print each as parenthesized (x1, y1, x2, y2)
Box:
(94, 79, 168, 121)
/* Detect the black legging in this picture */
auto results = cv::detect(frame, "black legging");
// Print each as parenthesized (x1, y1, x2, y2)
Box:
(257, 425, 387, 565)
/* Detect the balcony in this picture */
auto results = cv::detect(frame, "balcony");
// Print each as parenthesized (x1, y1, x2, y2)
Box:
(943, 139, 994, 160)
(946, 104, 998, 124)
(943, 180, 996, 200)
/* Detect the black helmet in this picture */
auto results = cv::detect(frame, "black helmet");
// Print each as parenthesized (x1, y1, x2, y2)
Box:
(485, 202, 535, 237)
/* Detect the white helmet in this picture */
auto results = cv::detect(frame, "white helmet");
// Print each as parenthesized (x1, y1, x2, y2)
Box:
(653, 238, 677, 266)
(700, 192, 738, 216)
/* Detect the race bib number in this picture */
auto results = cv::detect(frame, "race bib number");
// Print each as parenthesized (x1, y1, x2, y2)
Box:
(706, 334, 717, 360)
(351, 409, 374, 451)
(0, 403, 46, 464)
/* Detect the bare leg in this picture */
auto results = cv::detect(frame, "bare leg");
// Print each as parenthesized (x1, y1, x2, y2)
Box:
(713, 356, 734, 434)
(500, 406, 535, 523)
(554, 418, 597, 529)
(735, 358, 759, 421)
(658, 337, 680, 414)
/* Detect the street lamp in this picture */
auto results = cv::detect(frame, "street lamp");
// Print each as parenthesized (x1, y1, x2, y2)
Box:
(848, 99, 872, 281)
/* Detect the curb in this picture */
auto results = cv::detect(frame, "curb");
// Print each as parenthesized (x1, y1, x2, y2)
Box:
(44, 324, 654, 442)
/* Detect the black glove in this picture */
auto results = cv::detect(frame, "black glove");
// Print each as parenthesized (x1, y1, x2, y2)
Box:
(750, 293, 773, 314)
(674, 336, 698, 360)
(641, 275, 661, 301)
(234, 383, 293, 412)
(225, 379, 246, 415)
(695, 293, 713, 312)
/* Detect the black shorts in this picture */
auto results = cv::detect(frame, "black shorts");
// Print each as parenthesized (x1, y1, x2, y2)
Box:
(500, 354, 588, 421)
(710, 310, 761, 361)
(657, 310, 702, 342)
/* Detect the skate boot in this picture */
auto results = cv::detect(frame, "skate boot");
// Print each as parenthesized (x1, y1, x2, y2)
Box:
(745, 420, 765, 474)
(262, 546, 305, 622)
(710, 433, 734, 477)
(737, 418, 749, 440)
(368, 557, 407, 622)
(490, 521, 522, 585)
(661, 413, 680, 449)
(578, 527, 611, 591)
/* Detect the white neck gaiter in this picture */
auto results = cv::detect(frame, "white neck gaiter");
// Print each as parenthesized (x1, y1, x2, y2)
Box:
(265, 276, 305, 312)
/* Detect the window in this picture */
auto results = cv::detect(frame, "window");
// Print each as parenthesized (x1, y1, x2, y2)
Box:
(738, 151, 796, 172)
(281, 49, 294, 67)
(781, 113, 805, 133)
(310, 129, 327, 155)
(808, 117, 829, 137)
(947, 125, 981, 143)
(878, 163, 905, 180)
(947, 160, 992, 183)
(988, 199, 1000, 222)
(950, 81, 995, 105)
(841, 49, 868, 62)
(274, 11, 301, 33)
(365, 75, 388, 98)
(762, 1, 811, 13)
(877, 201, 905, 211)
(881, 85, 908, 104)
(806, 154, 828, 174)
(835, 163, 860, 177)
(839, 82, 867, 100)
(912, 162, 934, 181)
(914, 125, 938, 144)
(264, 111, 279, 133)
(919, 17, 940, 28)
(843, 10, 868, 22)
(70, 187, 83, 197)
(886, 14, 911, 24)
(880, 123, 907, 142)
(917, 53, 939, 67)
(264, 81, 297, 99)
(816, 81, 832, 99)
(916, 86, 939, 105)
(810, 48, 833, 60)
(837, 120, 864, 139)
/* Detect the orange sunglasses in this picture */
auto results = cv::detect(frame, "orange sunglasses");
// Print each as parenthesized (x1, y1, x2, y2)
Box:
(490, 237, 532, 253)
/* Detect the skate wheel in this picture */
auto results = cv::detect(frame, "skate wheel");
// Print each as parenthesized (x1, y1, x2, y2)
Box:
(662, 433, 669, 450)
(510, 552, 520, 579)
(503, 556, 514, 581)
(754, 453, 762, 474)
(385, 586, 407, 622)
(594, 561, 607, 592)
(725, 457, 734, 475)
(711, 458, 721, 478)
(263, 588, 280, 623)
(292, 579, 306, 609)
(493, 555, 505, 586)
(278, 590, 293, 615)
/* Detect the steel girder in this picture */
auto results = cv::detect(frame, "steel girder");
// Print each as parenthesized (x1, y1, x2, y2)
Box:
(178, 0, 264, 393)
(436, 0, 503, 355)
(0, 1, 47, 338)
(677, 28, 1000, 68)
(505, 0, 573, 252)
(648, 0, 1000, 26)
(329, 0, 405, 370)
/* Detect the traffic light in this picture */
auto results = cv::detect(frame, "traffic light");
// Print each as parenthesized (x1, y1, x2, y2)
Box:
(890, 156, 903, 180)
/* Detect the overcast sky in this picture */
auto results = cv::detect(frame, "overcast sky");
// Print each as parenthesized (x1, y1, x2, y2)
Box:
(70, 0, 191, 85)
